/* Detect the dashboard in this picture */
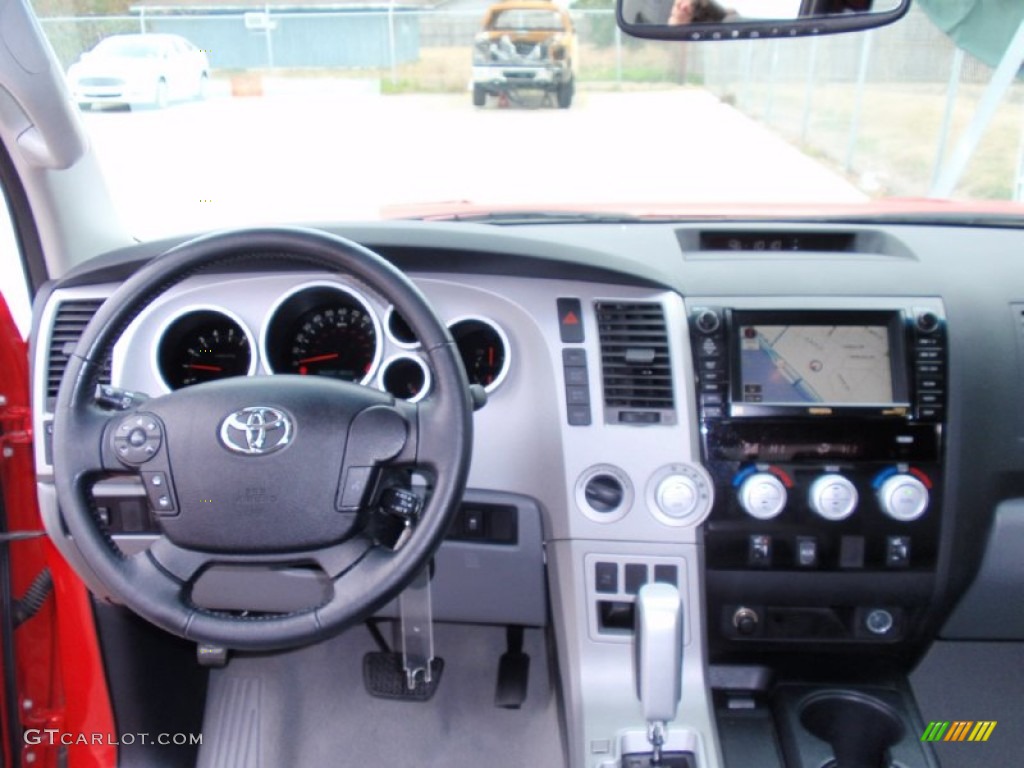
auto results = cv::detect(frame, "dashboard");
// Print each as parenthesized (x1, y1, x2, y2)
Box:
(30, 219, 1024, 768)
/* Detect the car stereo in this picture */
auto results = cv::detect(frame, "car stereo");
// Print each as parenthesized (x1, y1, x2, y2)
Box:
(692, 307, 944, 424)
(688, 304, 947, 648)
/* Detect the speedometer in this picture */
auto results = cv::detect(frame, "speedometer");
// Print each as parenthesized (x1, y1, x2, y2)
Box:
(288, 305, 377, 379)
(264, 283, 381, 383)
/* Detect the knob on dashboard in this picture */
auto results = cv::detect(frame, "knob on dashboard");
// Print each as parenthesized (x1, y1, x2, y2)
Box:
(877, 474, 929, 521)
(656, 474, 700, 520)
(694, 309, 721, 334)
(808, 474, 858, 521)
(737, 472, 787, 520)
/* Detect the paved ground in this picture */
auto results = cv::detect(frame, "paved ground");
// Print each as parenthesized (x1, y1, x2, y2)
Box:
(78, 85, 865, 239)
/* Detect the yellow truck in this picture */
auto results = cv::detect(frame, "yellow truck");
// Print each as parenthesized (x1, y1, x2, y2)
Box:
(471, 2, 578, 108)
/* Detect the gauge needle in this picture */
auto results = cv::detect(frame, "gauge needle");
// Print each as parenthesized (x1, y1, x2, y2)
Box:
(297, 353, 340, 364)
(186, 363, 223, 372)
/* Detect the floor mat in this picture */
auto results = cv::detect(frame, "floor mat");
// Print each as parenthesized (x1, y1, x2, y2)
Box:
(198, 622, 565, 768)
(910, 640, 1024, 768)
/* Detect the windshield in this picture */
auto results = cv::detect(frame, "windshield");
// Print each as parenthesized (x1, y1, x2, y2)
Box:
(489, 10, 565, 30)
(90, 36, 164, 58)
(39, 0, 1024, 238)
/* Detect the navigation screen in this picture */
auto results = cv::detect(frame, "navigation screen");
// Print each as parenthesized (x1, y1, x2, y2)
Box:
(738, 324, 895, 405)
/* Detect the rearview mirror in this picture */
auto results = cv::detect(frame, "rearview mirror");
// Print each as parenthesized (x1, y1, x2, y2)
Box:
(617, 0, 910, 41)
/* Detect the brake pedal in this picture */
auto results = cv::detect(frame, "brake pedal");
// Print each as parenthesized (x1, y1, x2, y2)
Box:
(363, 652, 444, 701)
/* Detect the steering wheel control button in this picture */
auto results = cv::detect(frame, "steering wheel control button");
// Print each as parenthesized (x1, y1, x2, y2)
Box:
(886, 536, 911, 568)
(808, 474, 858, 521)
(337, 466, 375, 512)
(97, 385, 150, 411)
(141, 472, 177, 514)
(112, 413, 163, 464)
(877, 474, 929, 521)
(738, 472, 787, 520)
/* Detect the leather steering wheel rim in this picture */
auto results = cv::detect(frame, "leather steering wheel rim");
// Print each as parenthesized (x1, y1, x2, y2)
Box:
(52, 227, 473, 650)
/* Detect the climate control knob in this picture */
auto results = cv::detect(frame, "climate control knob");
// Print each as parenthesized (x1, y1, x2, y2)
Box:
(877, 474, 929, 521)
(808, 474, 858, 521)
(737, 472, 787, 520)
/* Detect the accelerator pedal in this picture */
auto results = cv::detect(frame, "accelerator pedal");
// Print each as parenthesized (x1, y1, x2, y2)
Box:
(495, 625, 530, 709)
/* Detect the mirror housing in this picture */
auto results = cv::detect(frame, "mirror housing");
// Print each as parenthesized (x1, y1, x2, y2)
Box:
(617, 0, 910, 42)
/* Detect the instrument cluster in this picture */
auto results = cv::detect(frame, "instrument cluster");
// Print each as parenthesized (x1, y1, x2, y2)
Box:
(152, 280, 511, 403)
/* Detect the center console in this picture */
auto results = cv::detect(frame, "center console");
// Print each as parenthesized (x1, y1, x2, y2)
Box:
(686, 299, 947, 768)
(688, 300, 947, 654)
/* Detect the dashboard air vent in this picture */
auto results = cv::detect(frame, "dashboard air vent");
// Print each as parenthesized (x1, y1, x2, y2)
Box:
(46, 299, 110, 408)
(595, 301, 675, 424)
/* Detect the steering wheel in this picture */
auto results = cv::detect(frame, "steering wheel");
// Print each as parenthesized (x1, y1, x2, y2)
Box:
(53, 228, 473, 651)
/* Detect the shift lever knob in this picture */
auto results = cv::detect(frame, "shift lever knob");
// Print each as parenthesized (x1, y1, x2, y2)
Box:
(634, 582, 683, 724)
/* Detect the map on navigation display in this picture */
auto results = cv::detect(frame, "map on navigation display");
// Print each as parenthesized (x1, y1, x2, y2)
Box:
(738, 325, 894, 405)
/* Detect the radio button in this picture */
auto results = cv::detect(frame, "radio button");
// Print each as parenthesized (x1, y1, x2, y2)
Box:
(809, 474, 858, 521)
(878, 474, 929, 521)
(694, 308, 721, 334)
(698, 336, 724, 358)
(738, 472, 787, 520)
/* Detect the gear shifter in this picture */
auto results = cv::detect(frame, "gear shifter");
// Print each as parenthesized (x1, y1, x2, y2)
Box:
(634, 583, 683, 765)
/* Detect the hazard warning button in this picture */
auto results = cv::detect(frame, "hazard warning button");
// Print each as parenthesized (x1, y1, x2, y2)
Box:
(557, 298, 585, 343)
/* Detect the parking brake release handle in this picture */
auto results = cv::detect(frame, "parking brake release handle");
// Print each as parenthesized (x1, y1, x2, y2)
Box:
(634, 582, 683, 763)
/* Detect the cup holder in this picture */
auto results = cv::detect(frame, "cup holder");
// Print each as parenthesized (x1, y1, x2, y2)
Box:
(799, 691, 905, 768)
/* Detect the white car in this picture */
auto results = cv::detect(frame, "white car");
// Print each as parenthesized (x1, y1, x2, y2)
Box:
(67, 33, 210, 110)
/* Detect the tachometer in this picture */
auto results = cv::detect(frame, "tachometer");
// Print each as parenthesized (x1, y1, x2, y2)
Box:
(157, 309, 254, 390)
(264, 284, 380, 383)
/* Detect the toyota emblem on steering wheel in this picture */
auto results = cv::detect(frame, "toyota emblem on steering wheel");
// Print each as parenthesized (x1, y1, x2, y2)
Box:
(219, 406, 292, 455)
